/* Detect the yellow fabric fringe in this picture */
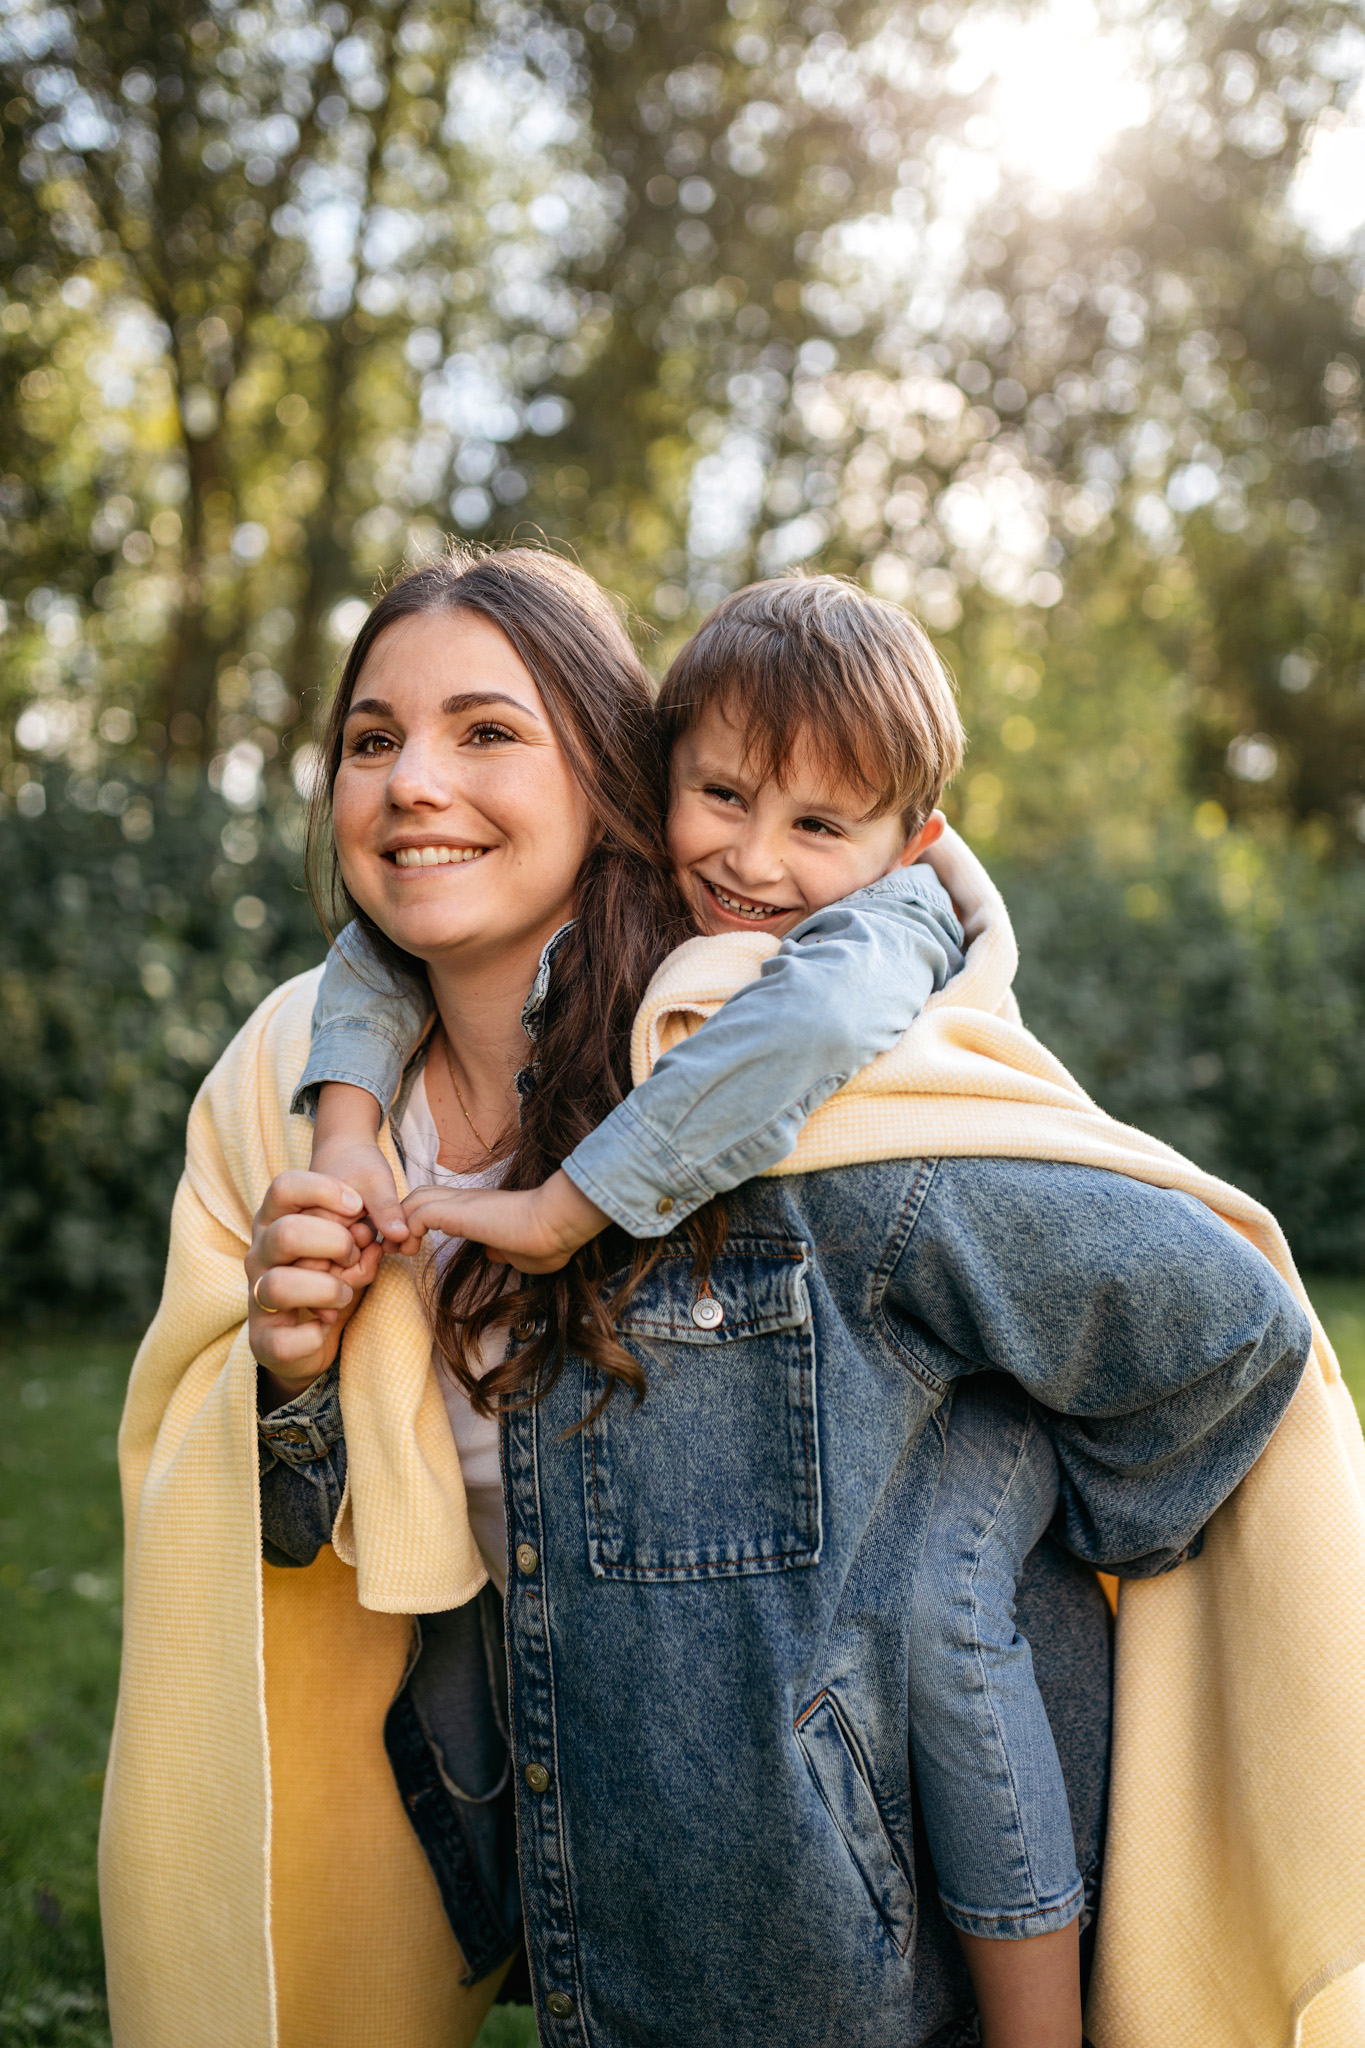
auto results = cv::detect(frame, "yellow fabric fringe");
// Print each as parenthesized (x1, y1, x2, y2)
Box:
(101, 823, 1365, 2047)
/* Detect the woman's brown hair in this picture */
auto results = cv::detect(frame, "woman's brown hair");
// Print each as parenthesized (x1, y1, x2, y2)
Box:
(306, 544, 700, 1417)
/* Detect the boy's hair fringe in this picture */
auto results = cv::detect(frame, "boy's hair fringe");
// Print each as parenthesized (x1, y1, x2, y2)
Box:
(657, 574, 964, 829)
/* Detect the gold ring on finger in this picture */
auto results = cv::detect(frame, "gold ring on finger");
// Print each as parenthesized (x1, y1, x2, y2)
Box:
(252, 1273, 272, 1313)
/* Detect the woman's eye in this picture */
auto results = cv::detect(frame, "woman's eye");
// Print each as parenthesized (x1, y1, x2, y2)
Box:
(466, 721, 518, 746)
(349, 728, 397, 757)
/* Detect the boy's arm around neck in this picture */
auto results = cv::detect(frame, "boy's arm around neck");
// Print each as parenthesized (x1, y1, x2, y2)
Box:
(290, 920, 435, 1121)
(562, 865, 965, 1238)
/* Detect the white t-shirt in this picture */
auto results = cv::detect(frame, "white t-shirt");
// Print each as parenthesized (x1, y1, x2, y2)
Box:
(398, 1069, 510, 1593)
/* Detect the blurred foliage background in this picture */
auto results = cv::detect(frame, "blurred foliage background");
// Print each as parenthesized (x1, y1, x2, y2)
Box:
(2, 0, 1365, 1322)
(3, 5, 1365, 2029)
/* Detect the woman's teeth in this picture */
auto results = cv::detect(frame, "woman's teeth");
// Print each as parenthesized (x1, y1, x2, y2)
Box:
(392, 845, 486, 868)
(710, 882, 782, 919)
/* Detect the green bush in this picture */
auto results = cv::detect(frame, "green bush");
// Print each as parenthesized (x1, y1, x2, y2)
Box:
(0, 776, 323, 1327)
(1004, 846, 1365, 1272)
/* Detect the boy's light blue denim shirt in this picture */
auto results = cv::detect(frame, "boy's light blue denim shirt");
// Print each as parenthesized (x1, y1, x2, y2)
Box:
(293, 865, 964, 1235)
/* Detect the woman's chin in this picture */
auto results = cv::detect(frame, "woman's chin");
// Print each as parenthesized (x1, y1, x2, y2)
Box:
(380, 917, 478, 961)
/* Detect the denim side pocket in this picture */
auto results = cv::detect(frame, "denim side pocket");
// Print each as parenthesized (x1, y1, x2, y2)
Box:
(795, 1690, 916, 1955)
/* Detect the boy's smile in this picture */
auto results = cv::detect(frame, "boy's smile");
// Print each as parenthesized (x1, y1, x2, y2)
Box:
(667, 701, 943, 941)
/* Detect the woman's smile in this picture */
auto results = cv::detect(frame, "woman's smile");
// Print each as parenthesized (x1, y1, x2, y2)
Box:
(388, 842, 489, 868)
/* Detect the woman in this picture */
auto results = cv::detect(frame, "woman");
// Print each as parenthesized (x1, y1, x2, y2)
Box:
(101, 550, 697, 2048)
(104, 549, 1364, 2048)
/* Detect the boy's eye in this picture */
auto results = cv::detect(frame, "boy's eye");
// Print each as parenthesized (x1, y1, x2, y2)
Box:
(703, 784, 745, 808)
(466, 721, 518, 746)
(795, 816, 844, 838)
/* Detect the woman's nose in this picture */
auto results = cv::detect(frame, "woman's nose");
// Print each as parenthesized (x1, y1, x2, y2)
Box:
(384, 739, 452, 811)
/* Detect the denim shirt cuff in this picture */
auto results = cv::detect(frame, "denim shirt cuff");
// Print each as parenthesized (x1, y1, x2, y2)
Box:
(258, 1362, 344, 1465)
(290, 1019, 410, 1121)
(562, 1099, 718, 1237)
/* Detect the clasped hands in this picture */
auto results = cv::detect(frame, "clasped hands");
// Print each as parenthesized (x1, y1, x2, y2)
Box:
(246, 1139, 607, 1402)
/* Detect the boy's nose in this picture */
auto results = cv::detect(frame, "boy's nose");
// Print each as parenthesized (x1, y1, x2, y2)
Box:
(723, 824, 787, 889)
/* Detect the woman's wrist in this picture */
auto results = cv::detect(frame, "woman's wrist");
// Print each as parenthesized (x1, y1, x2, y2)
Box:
(256, 1356, 334, 1413)
(254, 1320, 345, 1412)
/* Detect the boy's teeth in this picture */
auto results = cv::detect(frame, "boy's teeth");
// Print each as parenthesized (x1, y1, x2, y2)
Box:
(713, 884, 777, 918)
(393, 845, 486, 868)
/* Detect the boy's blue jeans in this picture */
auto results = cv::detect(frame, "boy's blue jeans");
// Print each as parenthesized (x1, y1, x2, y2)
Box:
(910, 1375, 1083, 1941)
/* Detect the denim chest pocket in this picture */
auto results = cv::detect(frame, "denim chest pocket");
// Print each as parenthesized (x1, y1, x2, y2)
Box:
(581, 1238, 822, 1581)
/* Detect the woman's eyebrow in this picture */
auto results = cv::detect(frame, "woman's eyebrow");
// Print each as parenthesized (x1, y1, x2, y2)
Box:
(441, 689, 537, 718)
(344, 690, 537, 721)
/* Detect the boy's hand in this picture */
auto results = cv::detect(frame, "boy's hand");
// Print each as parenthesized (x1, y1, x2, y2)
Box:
(246, 1170, 385, 1406)
(311, 1081, 411, 1251)
(402, 1169, 608, 1274)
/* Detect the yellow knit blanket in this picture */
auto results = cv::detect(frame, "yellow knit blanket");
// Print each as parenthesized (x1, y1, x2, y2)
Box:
(102, 825, 1365, 2047)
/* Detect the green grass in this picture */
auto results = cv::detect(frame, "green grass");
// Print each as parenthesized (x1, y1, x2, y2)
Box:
(1, 1337, 124, 2048)
(5, 1291, 1365, 2045)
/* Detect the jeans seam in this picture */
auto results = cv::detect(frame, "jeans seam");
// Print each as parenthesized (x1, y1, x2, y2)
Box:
(869, 1157, 946, 1393)
(965, 1396, 1044, 1912)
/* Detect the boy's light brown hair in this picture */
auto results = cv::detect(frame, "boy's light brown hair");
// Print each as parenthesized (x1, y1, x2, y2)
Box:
(656, 574, 964, 831)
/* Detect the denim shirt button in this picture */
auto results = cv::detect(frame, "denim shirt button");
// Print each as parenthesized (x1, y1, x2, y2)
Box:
(515, 1542, 539, 1575)
(545, 1992, 574, 2019)
(655, 1195, 675, 1215)
(524, 1761, 550, 1793)
(274, 1427, 310, 1445)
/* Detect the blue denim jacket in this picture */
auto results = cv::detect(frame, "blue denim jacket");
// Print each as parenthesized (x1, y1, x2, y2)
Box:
(258, 1153, 1310, 2045)
(291, 867, 964, 1235)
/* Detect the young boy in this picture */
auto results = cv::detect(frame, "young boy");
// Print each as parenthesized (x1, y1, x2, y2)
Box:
(298, 576, 1091, 2048)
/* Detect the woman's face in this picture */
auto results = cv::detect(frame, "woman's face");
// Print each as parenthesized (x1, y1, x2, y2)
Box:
(331, 608, 595, 970)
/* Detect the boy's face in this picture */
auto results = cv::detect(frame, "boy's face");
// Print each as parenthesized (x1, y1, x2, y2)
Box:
(667, 701, 942, 941)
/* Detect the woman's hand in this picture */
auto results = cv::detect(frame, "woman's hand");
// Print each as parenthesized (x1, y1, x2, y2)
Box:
(402, 1169, 608, 1274)
(246, 1171, 385, 1406)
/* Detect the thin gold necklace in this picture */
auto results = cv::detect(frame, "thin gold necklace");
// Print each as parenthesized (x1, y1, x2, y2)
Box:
(441, 1031, 500, 1157)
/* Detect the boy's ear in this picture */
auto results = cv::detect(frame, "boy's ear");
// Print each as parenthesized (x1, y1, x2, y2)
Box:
(895, 810, 946, 868)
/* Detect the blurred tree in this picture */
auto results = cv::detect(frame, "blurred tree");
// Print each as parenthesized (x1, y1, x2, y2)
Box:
(485, 0, 975, 620)
(0, 0, 590, 771)
(3, 0, 1362, 853)
(683, 0, 1365, 851)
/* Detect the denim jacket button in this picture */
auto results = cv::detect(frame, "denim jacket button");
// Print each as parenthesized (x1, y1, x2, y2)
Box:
(691, 1295, 724, 1330)
(524, 1761, 551, 1793)
(516, 1543, 539, 1575)
(275, 1427, 309, 1445)
(545, 1992, 574, 2019)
